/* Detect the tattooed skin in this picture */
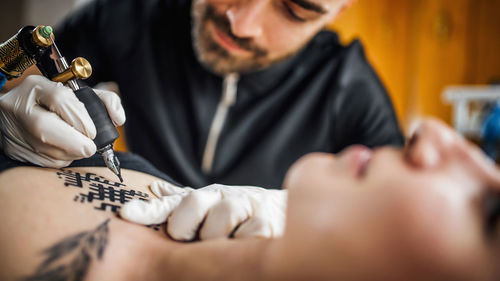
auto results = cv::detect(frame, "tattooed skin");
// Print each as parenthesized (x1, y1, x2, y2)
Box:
(22, 219, 110, 281)
(55, 169, 163, 231)
(57, 169, 150, 213)
(17, 169, 164, 280)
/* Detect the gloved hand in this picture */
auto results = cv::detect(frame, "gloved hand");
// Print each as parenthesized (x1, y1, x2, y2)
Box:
(0, 75, 125, 167)
(120, 181, 287, 241)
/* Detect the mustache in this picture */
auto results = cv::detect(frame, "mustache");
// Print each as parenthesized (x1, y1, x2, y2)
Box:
(204, 5, 267, 56)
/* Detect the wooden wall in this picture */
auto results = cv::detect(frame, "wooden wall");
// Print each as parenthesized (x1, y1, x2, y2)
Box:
(329, 0, 500, 131)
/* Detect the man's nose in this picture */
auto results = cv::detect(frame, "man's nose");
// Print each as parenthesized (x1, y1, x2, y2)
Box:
(226, 0, 266, 38)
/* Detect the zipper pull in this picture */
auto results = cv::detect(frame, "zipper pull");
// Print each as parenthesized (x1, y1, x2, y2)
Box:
(202, 73, 240, 174)
(222, 73, 238, 106)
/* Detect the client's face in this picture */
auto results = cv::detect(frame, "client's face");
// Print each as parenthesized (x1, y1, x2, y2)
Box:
(282, 118, 500, 280)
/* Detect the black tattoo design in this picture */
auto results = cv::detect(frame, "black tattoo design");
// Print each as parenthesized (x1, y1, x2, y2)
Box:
(57, 169, 162, 231)
(57, 169, 149, 214)
(22, 219, 110, 281)
(57, 170, 126, 188)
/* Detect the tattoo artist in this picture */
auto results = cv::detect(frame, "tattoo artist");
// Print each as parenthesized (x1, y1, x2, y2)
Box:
(0, 0, 404, 239)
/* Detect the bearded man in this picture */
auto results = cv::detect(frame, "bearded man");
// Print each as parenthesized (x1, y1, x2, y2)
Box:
(0, 0, 403, 188)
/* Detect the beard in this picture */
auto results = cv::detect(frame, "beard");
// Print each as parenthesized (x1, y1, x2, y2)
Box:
(191, 0, 295, 75)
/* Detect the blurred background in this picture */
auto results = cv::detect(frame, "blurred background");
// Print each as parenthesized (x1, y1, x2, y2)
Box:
(2, 0, 500, 153)
(329, 0, 500, 132)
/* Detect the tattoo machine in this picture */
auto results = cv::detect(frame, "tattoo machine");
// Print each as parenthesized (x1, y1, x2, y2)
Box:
(0, 25, 123, 182)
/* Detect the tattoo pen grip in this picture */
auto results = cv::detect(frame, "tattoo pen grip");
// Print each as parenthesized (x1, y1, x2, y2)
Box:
(74, 86, 119, 148)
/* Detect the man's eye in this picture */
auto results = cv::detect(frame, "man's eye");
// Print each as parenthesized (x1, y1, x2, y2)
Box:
(283, 3, 307, 22)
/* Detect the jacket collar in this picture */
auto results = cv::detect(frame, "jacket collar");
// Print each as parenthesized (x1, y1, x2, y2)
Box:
(238, 51, 303, 95)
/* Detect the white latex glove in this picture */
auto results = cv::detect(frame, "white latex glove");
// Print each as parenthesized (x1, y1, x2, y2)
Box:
(0, 75, 125, 167)
(120, 181, 287, 241)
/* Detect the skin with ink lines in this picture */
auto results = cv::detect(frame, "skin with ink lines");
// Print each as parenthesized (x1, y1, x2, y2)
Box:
(22, 219, 111, 281)
(0, 166, 168, 280)
(57, 169, 154, 216)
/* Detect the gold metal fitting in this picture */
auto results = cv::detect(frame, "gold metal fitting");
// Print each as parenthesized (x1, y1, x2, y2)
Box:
(32, 26, 54, 48)
(52, 57, 92, 83)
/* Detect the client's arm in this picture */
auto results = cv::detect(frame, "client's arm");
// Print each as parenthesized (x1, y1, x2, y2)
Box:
(0, 165, 281, 281)
(0, 166, 167, 280)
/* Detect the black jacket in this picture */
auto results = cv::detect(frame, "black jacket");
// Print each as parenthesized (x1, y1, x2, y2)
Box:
(56, 0, 404, 188)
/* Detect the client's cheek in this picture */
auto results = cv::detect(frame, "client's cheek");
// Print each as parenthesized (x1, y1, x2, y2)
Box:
(390, 187, 490, 279)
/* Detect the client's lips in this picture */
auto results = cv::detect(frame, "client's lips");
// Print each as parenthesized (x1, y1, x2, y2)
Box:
(339, 145, 372, 178)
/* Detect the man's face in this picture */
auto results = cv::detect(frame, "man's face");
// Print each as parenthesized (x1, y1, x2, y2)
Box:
(281, 119, 500, 280)
(191, 0, 350, 75)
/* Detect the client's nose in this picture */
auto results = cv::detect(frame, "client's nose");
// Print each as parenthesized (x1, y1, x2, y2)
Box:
(405, 118, 462, 168)
(406, 119, 500, 188)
